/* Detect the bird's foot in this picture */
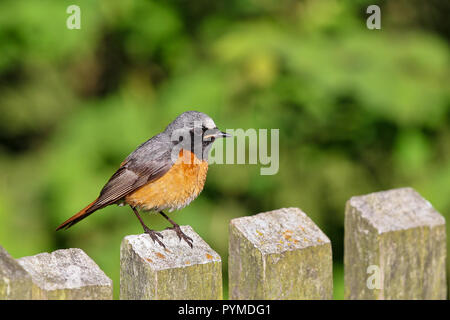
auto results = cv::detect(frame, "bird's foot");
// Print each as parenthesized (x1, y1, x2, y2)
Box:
(144, 227, 166, 249)
(166, 224, 193, 248)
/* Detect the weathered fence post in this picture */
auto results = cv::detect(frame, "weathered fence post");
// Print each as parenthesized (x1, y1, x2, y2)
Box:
(228, 207, 333, 299)
(344, 187, 447, 299)
(120, 225, 222, 300)
(16, 248, 113, 300)
(0, 246, 33, 300)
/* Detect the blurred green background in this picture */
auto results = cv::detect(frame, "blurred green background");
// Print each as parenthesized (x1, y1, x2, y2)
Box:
(0, 0, 449, 299)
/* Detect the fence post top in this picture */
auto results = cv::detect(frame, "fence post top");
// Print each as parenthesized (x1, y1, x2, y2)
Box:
(121, 225, 221, 271)
(230, 207, 330, 254)
(16, 248, 112, 292)
(0, 246, 29, 278)
(347, 187, 445, 233)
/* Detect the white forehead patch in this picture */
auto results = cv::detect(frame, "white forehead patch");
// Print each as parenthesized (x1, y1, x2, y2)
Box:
(203, 118, 216, 129)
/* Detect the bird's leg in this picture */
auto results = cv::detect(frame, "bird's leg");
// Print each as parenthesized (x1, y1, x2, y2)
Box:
(130, 206, 165, 248)
(159, 211, 193, 248)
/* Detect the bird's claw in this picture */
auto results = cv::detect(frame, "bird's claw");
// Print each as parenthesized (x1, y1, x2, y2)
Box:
(166, 225, 193, 248)
(144, 228, 166, 248)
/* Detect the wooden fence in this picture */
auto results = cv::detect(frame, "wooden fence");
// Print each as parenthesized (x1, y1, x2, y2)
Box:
(0, 187, 447, 300)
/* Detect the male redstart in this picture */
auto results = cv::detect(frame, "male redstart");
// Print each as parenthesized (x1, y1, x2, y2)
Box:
(56, 111, 230, 248)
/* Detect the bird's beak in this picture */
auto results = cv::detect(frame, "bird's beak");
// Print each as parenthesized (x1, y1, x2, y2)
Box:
(203, 128, 232, 140)
(218, 130, 232, 138)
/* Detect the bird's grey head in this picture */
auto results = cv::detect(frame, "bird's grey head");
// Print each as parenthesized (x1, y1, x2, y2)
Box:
(164, 111, 231, 161)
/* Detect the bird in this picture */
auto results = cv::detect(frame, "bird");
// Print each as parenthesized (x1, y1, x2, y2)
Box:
(56, 111, 231, 248)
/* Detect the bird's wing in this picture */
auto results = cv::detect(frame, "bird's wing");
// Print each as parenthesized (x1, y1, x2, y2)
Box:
(90, 136, 175, 212)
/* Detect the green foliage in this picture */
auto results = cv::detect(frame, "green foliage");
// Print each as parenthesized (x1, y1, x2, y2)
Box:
(0, 0, 448, 299)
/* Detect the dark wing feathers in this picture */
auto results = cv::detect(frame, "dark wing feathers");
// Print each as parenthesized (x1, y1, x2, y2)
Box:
(93, 159, 171, 210)
(90, 135, 174, 212)
(90, 168, 140, 211)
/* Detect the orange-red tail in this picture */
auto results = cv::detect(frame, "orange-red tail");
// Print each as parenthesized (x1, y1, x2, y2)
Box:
(56, 198, 99, 231)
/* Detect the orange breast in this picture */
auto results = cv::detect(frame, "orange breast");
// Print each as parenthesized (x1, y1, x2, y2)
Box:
(125, 149, 208, 212)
